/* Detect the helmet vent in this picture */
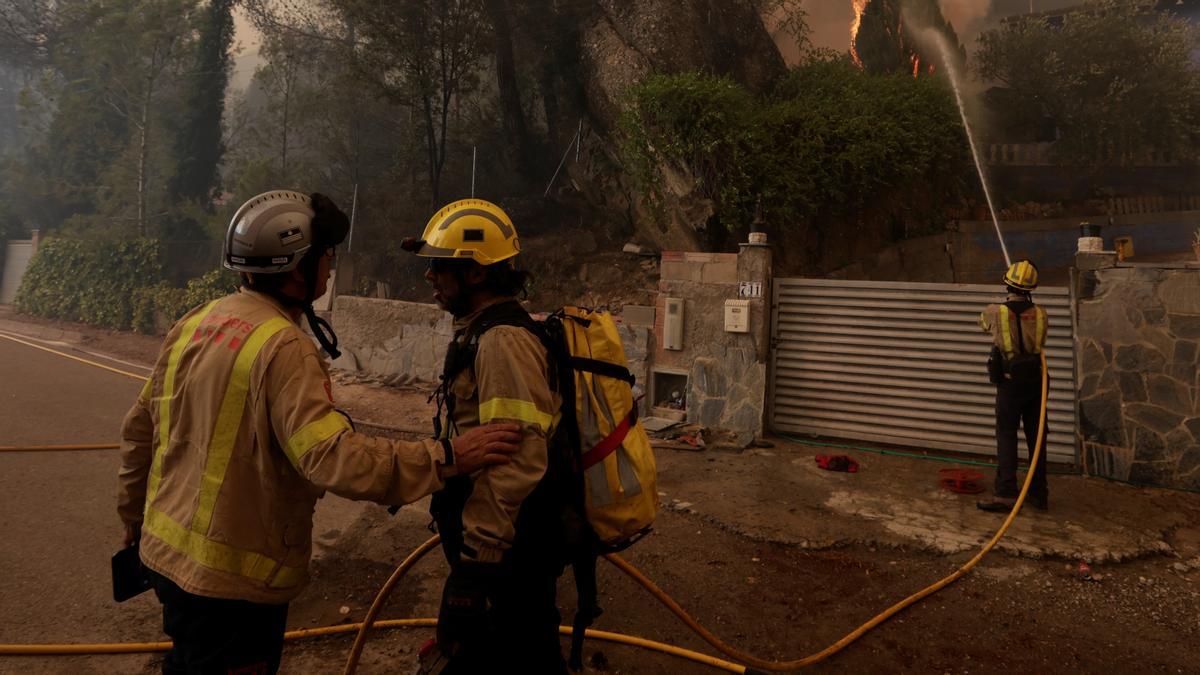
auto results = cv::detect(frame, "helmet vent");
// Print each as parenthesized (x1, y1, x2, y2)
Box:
(463, 228, 485, 242)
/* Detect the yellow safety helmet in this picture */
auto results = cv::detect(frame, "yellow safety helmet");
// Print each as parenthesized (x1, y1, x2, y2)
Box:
(407, 199, 520, 265)
(1003, 259, 1039, 291)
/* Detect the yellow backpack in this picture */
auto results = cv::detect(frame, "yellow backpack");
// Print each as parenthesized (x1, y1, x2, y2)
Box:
(554, 306, 659, 548)
(435, 302, 658, 668)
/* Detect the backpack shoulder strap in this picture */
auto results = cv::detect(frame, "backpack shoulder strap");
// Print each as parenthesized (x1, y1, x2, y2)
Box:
(1003, 301, 1032, 356)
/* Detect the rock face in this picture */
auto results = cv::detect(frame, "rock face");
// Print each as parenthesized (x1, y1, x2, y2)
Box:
(579, 0, 785, 132)
(572, 0, 786, 252)
(1076, 264, 1200, 491)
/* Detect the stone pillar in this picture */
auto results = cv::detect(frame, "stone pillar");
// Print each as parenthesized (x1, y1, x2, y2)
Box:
(1074, 253, 1200, 490)
(737, 239, 773, 362)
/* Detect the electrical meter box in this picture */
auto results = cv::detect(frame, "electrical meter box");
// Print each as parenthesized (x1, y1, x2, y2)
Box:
(663, 297, 684, 350)
(724, 299, 750, 333)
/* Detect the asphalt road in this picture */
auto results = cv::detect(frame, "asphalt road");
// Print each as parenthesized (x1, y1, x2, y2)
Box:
(0, 334, 160, 673)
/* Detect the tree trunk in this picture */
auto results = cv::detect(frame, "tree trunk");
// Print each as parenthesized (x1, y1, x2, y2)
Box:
(137, 76, 152, 237)
(484, 0, 532, 176)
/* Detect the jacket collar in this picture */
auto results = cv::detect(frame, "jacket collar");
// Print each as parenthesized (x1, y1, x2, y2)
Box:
(239, 287, 300, 324)
(453, 295, 518, 333)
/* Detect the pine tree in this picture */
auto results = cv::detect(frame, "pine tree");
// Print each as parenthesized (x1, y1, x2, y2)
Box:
(169, 0, 235, 210)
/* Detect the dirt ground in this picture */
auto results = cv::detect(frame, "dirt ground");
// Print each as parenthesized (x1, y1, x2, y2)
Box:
(2, 310, 1199, 674)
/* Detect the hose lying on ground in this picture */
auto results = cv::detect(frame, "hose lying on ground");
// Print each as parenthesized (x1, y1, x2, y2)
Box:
(342, 354, 1051, 674)
(0, 444, 120, 453)
(1, 335, 1049, 673)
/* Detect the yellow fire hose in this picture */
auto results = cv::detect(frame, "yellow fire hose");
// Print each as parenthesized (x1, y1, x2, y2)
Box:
(340, 353, 1050, 673)
(0, 326, 1050, 673)
(0, 443, 120, 452)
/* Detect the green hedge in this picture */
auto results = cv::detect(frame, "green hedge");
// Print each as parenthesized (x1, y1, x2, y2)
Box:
(15, 237, 236, 333)
(619, 58, 969, 234)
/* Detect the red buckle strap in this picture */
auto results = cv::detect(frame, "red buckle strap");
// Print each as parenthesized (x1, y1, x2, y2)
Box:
(580, 408, 638, 470)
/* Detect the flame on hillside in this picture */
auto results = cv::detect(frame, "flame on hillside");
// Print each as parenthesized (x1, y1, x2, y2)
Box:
(852, 0, 936, 79)
(849, 0, 869, 67)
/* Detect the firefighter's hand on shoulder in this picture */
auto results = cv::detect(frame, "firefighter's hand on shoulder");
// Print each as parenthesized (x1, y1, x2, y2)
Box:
(446, 423, 522, 476)
(436, 560, 503, 656)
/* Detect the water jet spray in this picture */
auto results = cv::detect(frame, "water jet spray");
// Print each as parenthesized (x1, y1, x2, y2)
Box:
(923, 27, 1013, 268)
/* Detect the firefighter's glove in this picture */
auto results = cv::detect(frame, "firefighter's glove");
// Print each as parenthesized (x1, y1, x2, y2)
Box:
(436, 560, 503, 656)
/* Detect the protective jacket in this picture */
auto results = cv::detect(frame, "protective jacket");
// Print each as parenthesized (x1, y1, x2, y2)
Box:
(433, 297, 562, 565)
(979, 294, 1048, 359)
(118, 289, 454, 604)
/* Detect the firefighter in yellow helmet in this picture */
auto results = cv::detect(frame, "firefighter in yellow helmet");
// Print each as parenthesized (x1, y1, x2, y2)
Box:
(402, 199, 569, 674)
(977, 259, 1050, 512)
(116, 191, 522, 675)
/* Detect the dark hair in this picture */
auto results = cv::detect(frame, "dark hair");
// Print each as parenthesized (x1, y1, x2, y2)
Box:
(481, 260, 532, 299)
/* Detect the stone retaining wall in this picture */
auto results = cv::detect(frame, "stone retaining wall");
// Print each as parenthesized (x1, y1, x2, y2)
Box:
(1075, 255, 1200, 490)
(330, 296, 453, 385)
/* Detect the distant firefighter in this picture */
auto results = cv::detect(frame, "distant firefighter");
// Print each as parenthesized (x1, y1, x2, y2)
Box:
(978, 260, 1050, 513)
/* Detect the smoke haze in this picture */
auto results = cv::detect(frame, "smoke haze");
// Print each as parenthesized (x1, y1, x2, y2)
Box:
(796, 0, 1084, 57)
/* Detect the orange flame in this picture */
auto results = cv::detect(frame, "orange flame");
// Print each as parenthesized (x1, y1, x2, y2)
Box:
(850, 0, 869, 68)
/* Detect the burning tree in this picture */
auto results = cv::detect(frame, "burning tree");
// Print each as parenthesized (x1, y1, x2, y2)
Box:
(851, 0, 966, 77)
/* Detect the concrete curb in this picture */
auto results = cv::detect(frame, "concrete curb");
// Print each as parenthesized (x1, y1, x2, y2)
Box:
(0, 316, 84, 344)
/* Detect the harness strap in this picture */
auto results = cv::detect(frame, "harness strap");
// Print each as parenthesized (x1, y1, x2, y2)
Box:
(569, 551, 601, 671)
(569, 356, 635, 386)
(1004, 300, 1033, 357)
(580, 407, 638, 470)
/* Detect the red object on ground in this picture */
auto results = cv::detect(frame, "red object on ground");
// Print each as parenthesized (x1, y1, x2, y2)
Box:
(938, 468, 985, 494)
(815, 454, 859, 473)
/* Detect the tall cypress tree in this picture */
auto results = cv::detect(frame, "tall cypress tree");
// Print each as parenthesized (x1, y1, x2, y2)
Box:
(169, 0, 234, 210)
(855, 0, 965, 77)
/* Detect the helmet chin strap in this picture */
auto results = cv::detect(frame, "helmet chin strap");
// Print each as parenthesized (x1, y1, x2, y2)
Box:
(300, 252, 341, 360)
(254, 253, 341, 360)
(303, 305, 341, 360)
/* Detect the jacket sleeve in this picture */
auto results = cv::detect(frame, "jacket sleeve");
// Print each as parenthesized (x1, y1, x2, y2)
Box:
(263, 334, 449, 505)
(979, 305, 995, 332)
(459, 325, 556, 563)
(116, 377, 155, 526)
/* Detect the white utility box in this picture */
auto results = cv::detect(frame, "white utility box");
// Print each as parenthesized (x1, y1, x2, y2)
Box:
(724, 299, 750, 333)
(663, 297, 684, 350)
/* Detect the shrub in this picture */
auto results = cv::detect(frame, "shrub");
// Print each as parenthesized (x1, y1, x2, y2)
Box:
(619, 56, 969, 236)
(16, 236, 237, 333)
(15, 237, 164, 330)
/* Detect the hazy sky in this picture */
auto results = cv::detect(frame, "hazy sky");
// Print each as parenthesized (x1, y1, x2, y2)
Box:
(230, 6, 262, 93)
(801, 0, 1084, 55)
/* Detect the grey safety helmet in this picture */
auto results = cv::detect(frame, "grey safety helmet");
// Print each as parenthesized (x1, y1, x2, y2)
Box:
(224, 190, 317, 274)
(223, 189, 351, 359)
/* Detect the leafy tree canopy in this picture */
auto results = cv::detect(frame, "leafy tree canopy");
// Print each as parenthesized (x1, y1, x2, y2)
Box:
(975, 0, 1200, 165)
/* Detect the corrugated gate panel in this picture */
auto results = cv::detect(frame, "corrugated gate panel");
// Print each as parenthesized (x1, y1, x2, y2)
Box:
(769, 279, 1078, 464)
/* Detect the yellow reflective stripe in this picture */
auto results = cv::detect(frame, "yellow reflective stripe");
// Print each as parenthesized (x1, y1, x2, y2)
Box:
(144, 507, 305, 589)
(1036, 308, 1046, 353)
(147, 302, 218, 504)
(998, 305, 1014, 356)
(285, 410, 352, 466)
(138, 377, 153, 402)
(479, 397, 554, 431)
(191, 317, 293, 536)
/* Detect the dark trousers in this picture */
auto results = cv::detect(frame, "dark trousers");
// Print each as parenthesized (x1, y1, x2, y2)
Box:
(443, 568, 567, 675)
(994, 379, 1049, 503)
(149, 570, 289, 675)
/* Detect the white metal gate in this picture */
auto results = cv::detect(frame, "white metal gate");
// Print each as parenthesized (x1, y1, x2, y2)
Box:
(0, 240, 34, 305)
(769, 279, 1077, 464)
